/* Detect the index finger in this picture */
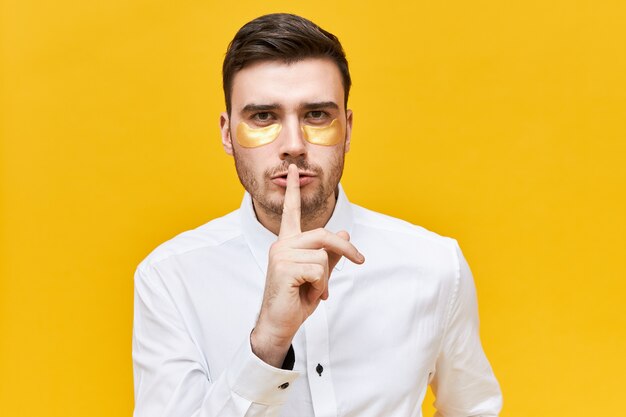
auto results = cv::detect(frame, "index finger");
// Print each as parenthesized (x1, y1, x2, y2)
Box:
(279, 164, 301, 238)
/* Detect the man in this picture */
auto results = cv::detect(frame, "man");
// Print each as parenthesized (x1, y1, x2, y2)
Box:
(132, 13, 502, 417)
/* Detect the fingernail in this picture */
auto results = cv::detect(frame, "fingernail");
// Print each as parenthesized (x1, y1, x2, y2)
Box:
(357, 252, 365, 262)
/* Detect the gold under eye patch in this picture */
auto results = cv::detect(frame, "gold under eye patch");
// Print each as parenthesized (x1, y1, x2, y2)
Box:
(301, 119, 343, 146)
(235, 119, 344, 148)
(236, 122, 282, 148)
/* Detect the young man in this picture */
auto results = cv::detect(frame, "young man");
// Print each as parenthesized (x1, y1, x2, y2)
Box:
(132, 13, 502, 417)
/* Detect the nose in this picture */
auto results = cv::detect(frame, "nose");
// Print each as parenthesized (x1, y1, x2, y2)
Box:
(278, 119, 307, 160)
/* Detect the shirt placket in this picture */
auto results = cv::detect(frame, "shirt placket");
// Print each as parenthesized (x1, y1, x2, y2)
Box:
(304, 301, 338, 417)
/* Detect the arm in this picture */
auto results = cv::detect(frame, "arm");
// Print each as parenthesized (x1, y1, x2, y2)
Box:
(429, 242, 502, 417)
(132, 265, 299, 417)
(132, 165, 363, 416)
(250, 164, 364, 366)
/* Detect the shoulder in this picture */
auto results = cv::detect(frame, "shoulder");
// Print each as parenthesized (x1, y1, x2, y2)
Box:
(349, 203, 465, 282)
(351, 203, 458, 251)
(136, 209, 244, 273)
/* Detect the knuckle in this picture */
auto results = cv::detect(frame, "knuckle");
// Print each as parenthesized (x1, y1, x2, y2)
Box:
(317, 230, 332, 245)
(273, 260, 289, 276)
(313, 264, 325, 278)
(269, 241, 282, 253)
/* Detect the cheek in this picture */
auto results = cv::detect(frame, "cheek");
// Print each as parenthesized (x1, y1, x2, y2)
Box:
(311, 147, 346, 173)
(234, 148, 272, 175)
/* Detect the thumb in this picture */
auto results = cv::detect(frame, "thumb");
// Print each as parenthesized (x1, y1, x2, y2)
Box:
(327, 230, 351, 272)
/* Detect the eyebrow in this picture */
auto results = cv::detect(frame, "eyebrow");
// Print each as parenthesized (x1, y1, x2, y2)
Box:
(301, 101, 339, 111)
(241, 103, 282, 113)
(240, 101, 340, 114)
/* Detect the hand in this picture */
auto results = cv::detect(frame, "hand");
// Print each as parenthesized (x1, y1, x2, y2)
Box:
(251, 164, 365, 367)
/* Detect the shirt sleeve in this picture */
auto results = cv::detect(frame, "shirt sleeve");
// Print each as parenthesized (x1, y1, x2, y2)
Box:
(429, 242, 503, 417)
(132, 265, 300, 417)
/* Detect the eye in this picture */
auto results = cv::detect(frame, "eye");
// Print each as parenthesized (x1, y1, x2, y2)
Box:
(250, 112, 278, 127)
(305, 110, 330, 124)
(307, 110, 326, 119)
(253, 112, 273, 122)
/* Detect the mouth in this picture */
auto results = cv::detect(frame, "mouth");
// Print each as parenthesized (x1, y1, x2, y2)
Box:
(270, 171, 317, 188)
(271, 171, 316, 180)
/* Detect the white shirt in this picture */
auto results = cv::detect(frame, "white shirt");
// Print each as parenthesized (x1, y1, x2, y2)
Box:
(132, 185, 502, 417)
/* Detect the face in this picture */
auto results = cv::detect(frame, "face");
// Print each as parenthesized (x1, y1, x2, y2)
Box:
(220, 58, 353, 224)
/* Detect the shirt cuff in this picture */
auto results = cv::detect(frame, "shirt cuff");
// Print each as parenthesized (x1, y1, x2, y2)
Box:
(226, 337, 300, 406)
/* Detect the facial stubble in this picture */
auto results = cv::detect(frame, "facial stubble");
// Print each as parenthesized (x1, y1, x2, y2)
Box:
(232, 145, 346, 227)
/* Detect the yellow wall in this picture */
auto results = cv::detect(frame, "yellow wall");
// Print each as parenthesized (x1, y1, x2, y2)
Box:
(1, 1, 625, 415)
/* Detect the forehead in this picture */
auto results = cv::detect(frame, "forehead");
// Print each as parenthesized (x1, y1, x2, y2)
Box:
(231, 58, 344, 112)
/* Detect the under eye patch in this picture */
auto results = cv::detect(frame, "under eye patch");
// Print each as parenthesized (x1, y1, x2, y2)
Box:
(301, 119, 343, 146)
(236, 122, 283, 148)
(235, 119, 344, 148)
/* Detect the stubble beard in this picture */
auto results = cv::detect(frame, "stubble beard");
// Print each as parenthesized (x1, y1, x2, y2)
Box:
(232, 148, 345, 227)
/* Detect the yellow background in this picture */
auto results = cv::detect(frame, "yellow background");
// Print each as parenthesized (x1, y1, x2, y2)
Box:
(1, 1, 625, 415)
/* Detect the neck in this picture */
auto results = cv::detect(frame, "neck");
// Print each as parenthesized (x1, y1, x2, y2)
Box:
(253, 189, 338, 236)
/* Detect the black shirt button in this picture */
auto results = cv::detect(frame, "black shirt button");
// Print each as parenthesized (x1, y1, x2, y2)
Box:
(316, 363, 324, 376)
(278, 382, 290, 390)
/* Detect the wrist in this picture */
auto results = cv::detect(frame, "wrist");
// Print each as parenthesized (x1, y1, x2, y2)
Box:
(250, 325, 293, 368)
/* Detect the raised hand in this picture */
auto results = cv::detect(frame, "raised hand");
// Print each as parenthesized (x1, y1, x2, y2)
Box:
(250, 164, 365, 367)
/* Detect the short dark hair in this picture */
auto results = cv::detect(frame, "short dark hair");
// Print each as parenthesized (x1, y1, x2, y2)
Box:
(222, 13, 351, 115)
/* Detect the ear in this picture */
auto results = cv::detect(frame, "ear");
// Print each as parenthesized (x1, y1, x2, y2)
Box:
(344, 109, 353, 153)
(220, 112, 234, 155)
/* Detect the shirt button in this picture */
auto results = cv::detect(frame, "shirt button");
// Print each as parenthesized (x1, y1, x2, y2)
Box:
(316, 363, 324, 376)
(278, 382, 290, 390)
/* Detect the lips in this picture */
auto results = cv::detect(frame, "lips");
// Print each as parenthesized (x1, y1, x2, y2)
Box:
(270, 171, 316, 180)
(270, 171, 317, 187)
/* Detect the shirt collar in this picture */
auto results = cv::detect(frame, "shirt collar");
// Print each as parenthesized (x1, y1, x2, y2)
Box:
(240, 184, 354, 275)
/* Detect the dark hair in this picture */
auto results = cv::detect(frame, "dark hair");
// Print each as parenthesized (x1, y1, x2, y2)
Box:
(222, 13, 351, 115)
